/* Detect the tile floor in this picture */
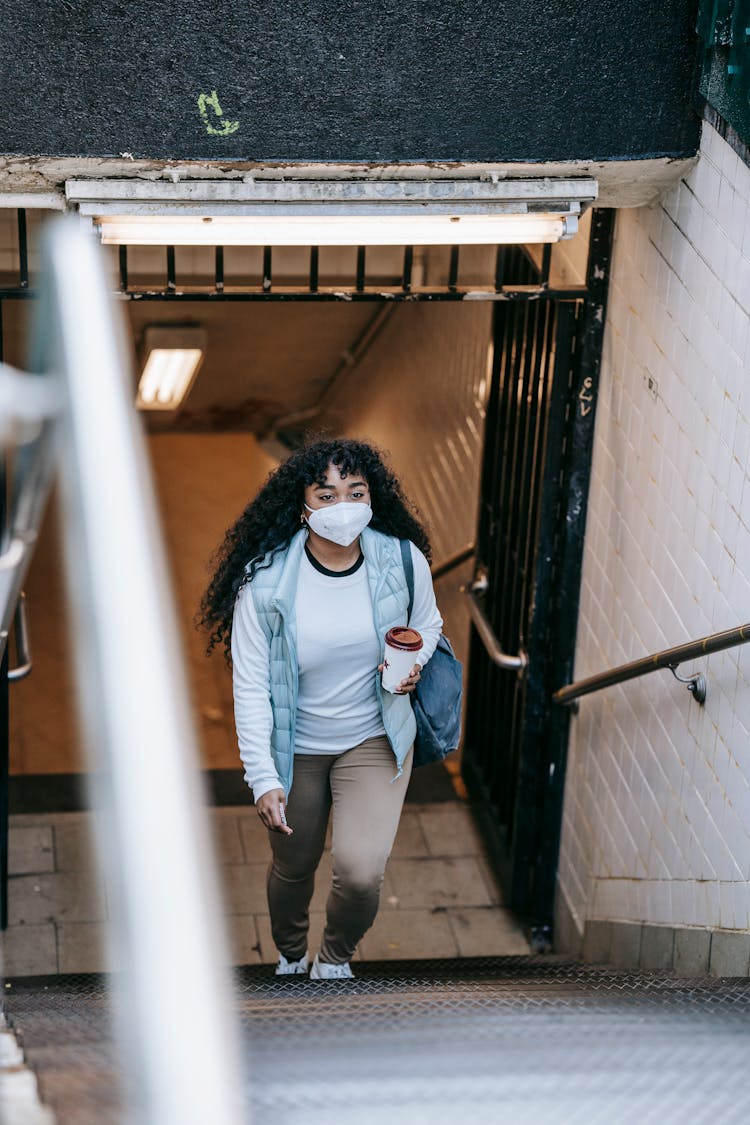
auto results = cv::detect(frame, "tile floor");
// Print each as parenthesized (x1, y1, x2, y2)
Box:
(1, 802, 530, 976)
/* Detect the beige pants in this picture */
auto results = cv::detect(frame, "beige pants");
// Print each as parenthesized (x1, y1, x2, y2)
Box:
(267, 735, 413, 964)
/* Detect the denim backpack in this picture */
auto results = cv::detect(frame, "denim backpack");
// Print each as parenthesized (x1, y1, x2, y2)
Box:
(400, 540, 463, 767)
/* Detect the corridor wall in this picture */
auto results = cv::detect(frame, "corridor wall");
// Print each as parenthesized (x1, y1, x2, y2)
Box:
(557, 122, 750, 976)
(318, 301, 492, 674)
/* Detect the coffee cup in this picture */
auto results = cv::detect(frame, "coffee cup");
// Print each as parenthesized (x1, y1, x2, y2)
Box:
(382, 626, 423, 693)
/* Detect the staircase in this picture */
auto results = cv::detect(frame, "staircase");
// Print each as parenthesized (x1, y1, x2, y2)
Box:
(3, 956, 750, 1124)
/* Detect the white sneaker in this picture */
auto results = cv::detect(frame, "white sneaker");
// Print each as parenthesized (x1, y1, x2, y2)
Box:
(309, 954, 354, 980)
(275, 952, 309, 976)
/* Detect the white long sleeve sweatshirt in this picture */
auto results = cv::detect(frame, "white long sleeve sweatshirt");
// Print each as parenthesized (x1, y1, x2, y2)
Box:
(231, 540, 443, 800)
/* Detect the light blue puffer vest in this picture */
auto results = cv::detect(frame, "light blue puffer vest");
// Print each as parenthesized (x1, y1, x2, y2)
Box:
(248, 527, 416, 796)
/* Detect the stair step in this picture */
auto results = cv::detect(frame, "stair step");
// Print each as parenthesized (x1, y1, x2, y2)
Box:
(3, 957, 749, 1123)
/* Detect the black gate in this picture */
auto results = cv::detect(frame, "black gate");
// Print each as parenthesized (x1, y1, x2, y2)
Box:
(462, 212, 614, 946)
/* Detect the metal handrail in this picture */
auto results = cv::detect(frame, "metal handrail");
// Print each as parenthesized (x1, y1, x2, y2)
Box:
(431, 542, 475, 581)
(7, 592, 31, 681)
(7, 219, 245, 1125)
(553, 621, 750, 707)
(464, 585, 528, 672)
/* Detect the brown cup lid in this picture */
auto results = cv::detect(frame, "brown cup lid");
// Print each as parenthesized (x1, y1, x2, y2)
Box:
(385, 626, 423, 651)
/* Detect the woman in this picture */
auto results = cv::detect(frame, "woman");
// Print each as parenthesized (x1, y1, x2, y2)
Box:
(200, 438, 442, 979)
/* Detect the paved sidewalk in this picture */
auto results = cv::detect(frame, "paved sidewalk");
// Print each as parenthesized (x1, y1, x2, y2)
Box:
(2, 801, 529, 976)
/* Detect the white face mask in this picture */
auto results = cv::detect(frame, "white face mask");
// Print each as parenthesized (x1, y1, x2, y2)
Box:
(304, 501, 373, 547)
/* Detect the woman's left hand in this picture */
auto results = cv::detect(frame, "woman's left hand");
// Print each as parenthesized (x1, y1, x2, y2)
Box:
(376, 662, 421, 694)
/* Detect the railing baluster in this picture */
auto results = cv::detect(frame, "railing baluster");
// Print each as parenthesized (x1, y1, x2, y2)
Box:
(494, 245, 506, 292)
(448, 245, 460, 292)
(541, 243, 552, 286)
(402, 246, 413, 293)
(17, 209, 29, 289)
(119, 245, 128, 293)
(166, 246, 176, 292)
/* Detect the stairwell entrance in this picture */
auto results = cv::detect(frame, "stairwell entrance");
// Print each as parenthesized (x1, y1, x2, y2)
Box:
(0, 207, 613, 954)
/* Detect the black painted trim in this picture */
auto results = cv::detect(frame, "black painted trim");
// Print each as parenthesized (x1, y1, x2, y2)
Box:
(535, 209, 617, 932)
(698, 96, 750, 170)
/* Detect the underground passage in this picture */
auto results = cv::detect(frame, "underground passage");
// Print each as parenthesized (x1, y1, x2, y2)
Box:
(2, 2, 750, 1113)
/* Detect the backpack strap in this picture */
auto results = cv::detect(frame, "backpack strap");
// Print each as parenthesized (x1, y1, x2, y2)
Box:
(400, 539, 414, 622)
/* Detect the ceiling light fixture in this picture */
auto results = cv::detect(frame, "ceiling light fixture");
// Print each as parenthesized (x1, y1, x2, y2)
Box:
(136, 326, 206, 411)
(95, 212, 578, 246)
(67, 178, 597, 247)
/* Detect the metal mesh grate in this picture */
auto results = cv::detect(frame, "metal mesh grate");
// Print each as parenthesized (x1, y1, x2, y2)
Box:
(4, 957, 750, 1123)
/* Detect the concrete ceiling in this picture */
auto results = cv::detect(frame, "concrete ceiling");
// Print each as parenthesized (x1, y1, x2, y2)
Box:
(126, 300, 378, 433)
(0, 210, 388, 435)
(0, 202, 593, 439)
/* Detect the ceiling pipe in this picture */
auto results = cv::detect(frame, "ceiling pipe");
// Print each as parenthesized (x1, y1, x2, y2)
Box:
(259, 300, 399, 457)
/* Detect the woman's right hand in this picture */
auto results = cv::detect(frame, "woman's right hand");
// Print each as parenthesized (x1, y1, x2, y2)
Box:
(256, 788, 293, 835)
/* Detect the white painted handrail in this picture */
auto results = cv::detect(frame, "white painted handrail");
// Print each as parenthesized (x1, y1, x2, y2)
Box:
(29, 219, 246, 1125)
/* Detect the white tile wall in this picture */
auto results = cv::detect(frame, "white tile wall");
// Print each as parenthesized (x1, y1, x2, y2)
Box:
(320, 302, 492, 666)
(558, 122, 750, 938)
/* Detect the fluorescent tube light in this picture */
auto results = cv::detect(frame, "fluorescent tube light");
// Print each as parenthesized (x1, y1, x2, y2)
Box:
(97, 212, 578, 247)
(136, 327, 205, 411)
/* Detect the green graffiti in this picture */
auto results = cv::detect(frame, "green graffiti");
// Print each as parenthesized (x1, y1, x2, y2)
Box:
(197, 90, 240, 136)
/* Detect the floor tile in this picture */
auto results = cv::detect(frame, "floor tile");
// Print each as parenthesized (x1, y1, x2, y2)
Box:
(386, 857, 494, 909)
(390, 811, 429, 858)
(57, 922, 112, 974)
(447, 907, 530, 956)
(218, 864, 268, 915)
(52, 821, 96, 872)
(473, 854, 504, 905)
(417, 804, 484, 857)
(9, 812, 92, 830)
(210, 816, 245, 865)
(225, 914, 262, 966)
(237, 815, 273, 864)
(2, 925, 58, 976)
(7, 827, 54, 876)
(358, 909, 458, 959)
(8, 872, 106, 927)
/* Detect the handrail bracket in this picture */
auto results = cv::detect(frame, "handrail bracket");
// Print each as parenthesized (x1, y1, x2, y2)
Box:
(669, 663, 707, 705)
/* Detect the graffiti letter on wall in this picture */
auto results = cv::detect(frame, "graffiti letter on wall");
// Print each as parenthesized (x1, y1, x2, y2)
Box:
(197, 90, 240, 136)
(578, 376, 594, 417)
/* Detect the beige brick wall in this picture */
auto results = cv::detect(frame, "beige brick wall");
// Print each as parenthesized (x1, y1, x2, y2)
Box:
(10, 432, 275, 774)
(558, 122, 750, 940)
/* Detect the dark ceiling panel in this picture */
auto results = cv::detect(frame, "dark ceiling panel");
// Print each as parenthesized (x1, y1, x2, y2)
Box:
(1, 1, 700, 163)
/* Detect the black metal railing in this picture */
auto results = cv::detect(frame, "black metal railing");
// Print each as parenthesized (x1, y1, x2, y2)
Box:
(553, 621, 750, 707)
(1, 209, 588, 303)
(430, 542, 475, 581)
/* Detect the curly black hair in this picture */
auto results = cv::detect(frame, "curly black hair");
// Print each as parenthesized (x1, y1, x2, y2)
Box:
(198, 436, 431, 664)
